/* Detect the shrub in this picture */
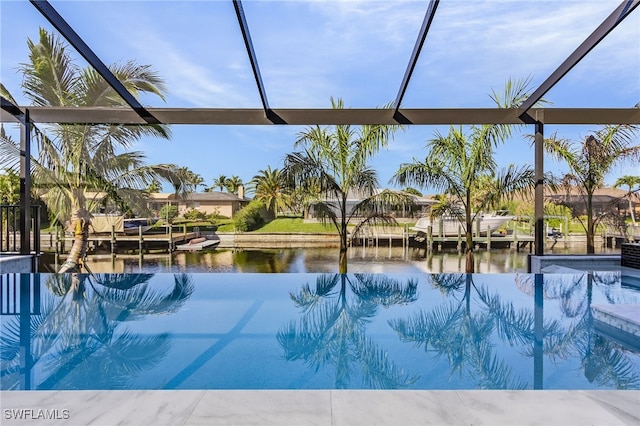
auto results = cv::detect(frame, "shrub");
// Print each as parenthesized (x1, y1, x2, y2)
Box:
(159, 205, 179, 223)
(183, 208, 207, 221)
(233, 200, 268, 232)
(207, 212, 228, 221)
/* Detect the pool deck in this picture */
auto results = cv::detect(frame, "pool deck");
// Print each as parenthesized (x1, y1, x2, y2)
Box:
(2, 389, 639, 425)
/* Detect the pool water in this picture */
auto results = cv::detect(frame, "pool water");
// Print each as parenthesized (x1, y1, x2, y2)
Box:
(2, 272, 639, 390)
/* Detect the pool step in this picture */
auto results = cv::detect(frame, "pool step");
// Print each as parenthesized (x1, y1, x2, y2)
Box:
(591, 304, 640, 352)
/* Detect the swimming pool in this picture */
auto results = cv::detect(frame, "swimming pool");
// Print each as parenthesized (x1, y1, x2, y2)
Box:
(2, 272, 639, 391)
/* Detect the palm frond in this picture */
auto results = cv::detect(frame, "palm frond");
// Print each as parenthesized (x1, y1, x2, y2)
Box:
(350, 274, 419, 306)
(356, 335, 419, 389)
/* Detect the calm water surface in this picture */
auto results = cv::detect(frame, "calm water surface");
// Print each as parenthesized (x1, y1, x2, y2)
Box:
(2, 271, 639, 390)
(39, 245, 620, 274)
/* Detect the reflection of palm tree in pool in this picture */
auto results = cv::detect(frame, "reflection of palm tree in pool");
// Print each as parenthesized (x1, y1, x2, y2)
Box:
(1, 273, 195, 389)
(390, 274, 565, 389)
(516, 273, 640, 389)
(277, 273, 419, 389)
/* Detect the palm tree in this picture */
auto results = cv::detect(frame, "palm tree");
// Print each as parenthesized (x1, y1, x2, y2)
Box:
(393, 130, 534, 272)
(167, 166, 204, 193)
(283, 97, 409, 273)
(391, 79, 537, 273)
(225, 175, 243, 194)
(614, 175, 640, 228)
(0, 29, 190, 273)
(249, 166, 289, 218)
(545, 122, 639, 253)
(211, 174, 228, 192)
(145, 178, 162, 193)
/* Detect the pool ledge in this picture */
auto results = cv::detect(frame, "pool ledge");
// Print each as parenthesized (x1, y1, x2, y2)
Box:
(1, 389, 639, 425)
(593, 304, 640, 352)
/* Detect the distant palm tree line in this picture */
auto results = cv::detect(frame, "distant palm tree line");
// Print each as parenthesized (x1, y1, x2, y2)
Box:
(202, 174, 244, 194)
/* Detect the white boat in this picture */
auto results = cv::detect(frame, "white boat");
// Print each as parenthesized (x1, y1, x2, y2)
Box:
(410, 211, 514, 238)
(176, 237, 220, 251)
(123, 218, 157, 235)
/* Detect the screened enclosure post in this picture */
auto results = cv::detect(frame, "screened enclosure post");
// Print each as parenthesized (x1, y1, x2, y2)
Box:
(534, 121, 544, 256)
(534, 273, 544, 389)
(19, 273, 33, 390)
(19, 109, 32, 255)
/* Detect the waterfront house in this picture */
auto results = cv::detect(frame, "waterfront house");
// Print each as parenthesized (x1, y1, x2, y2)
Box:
(148, 188, 250, 219)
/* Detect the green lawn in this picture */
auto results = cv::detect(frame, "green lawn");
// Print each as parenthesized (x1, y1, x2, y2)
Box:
(253, 218, 336, 233)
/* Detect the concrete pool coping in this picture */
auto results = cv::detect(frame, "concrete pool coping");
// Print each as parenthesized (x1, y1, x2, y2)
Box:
(2, 389, 639, 425)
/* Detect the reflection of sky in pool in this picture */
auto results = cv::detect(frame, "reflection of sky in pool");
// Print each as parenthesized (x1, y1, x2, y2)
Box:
(2, 272, 639, 390)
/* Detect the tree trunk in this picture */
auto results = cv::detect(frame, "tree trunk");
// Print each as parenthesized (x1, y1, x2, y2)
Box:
(339, 246, 348, 274)
(465, 248, 475, 273)
(465, 207, 475, 273)
(339, 196, 348, 274)
(586, 195, 595, 254)
(59, 207, 92, 273)
(339, 225, 348, 274)
(586, 217, 595, 254)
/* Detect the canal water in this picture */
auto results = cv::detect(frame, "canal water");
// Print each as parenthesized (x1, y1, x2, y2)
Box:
(38, 245, 620, 274)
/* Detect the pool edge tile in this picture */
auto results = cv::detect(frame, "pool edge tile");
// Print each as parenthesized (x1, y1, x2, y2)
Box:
(329, 390, 474, 425)
(455, 390, 639, 426)
(184, 390, 332, 425)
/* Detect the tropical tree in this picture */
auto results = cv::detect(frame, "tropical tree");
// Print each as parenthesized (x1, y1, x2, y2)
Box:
(402, 187, 422, 196)
(283, 97, 409, 273)
(545, 122, 640, 253)
(0, 28, 190, 273)
(614, 175, 640, 228)
(249, 166, 289, 218)
(288, 178, 322, 219)
(0, 168, 20, 204)
(393, 134, 534, 273)
(391, 79, 537, 273)
(224, 175, 243, 194)
(211, 174, 228, 192)
(167, 166, 204, 193)
(145, 178, 162, 193)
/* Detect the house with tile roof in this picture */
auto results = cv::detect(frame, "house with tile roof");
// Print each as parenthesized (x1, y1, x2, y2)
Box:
(148, 187, 250, 219)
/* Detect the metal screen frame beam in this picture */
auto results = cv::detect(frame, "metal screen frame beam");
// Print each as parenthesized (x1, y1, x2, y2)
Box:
(233, 0, 283, 124)
(3, 107, 638, 125)
(519, 0, 640, 113)
(393, 0, 439, 122)
(29, 0, 160, 124)
(1, 97, 27, 125)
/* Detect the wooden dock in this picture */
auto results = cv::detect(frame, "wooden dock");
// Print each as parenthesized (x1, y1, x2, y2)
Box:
(45, 230, 201, 254)
(349, 225, 536, 252)
(414, 233, 536, 252)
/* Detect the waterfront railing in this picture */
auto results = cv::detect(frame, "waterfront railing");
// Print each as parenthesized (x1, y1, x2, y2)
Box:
(0, 205, 41, 254)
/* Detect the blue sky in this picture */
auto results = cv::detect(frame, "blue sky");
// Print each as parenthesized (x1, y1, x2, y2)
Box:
(1, 0, 639, 194)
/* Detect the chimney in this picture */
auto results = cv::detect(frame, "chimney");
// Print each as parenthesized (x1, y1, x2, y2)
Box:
(237, 184, 245, 199)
